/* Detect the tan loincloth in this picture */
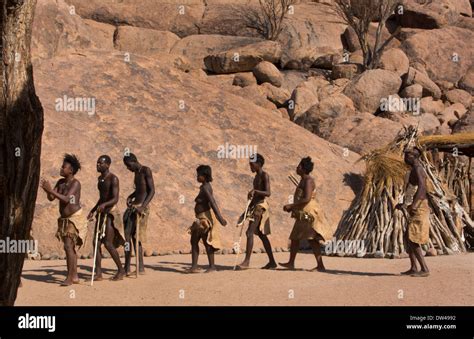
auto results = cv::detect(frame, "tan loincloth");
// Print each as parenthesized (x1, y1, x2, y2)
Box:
(56, 208, 88, 249)
(289, 187, 332, 242)
(250, 199, 271, 235)
(123, 205, 149, 244)
(95, 206, 125, 248)
(190, 209, 222, 250)
(408, 199, 430, 245)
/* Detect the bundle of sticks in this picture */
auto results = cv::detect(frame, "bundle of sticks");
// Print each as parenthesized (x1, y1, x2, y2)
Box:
(335, 126, 473, 258)
(437, 154, 471, 214)
(288, 173, 299, 187)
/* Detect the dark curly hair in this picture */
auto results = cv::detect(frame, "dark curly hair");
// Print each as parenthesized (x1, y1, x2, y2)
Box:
(250, 153, 265, 166)
(99, 155, 111, 165)
(123, 153, 138, 164)
(299, 156, 314, 174)
(196, 165, 213, 182)
(63, 153, 81, 174)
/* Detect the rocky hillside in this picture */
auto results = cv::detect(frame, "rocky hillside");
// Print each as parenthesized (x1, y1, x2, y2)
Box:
(31, 0, 367, 257)
(30, 0, 473, 257)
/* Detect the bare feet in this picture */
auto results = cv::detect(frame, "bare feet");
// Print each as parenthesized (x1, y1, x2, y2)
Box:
(411, 271, 430, 277)
(237, 261, 250, 269)
(86, 275, 103, 283)
(185, 266, 201, 274)
(236, 263, 250, 270)
(110, 271, 125, 281)
(126, 270, 146, 277)
(61, 278, 79, 286)
(261, 262, 277, 270)
(279, 262, 295, 270)
(401, 269, 418, 275)
(309, 266, 326, 272)
(205, 266, 217, 273)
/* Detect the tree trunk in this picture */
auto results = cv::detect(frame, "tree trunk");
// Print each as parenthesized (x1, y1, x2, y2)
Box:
(0, 0, 43, 306)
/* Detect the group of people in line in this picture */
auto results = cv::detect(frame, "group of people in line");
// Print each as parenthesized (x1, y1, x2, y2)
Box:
(39, 148, 431, 286)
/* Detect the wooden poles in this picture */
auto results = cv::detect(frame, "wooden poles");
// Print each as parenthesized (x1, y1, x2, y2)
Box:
(335, 127, 472, 258)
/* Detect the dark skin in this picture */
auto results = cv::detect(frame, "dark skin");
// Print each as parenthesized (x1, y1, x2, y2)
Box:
(124, 159, 155, 275)
(189, 175, 227, 273)
(87, 157, 125, 281)
(40, 161, 81, 286)
(279, 163, 326, 272)
(397, 151, 430, 277)
(237, 161, 276, 270)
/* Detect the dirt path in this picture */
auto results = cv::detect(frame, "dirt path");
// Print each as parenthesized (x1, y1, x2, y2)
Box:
(16, 252, 473, 306)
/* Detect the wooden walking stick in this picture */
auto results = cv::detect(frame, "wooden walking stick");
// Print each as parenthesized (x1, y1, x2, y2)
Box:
(91, 212, 107, 286)
(135, 208, 140, 279)
(233, 199, 252, 270)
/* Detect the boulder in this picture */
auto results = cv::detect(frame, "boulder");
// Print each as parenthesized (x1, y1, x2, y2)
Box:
(459, 66, 474, 95)
(440, 103, 468, 122)
(453, 0, 473, 16)
(402, 27, 474, 84)
(452, 109, 474, 133)
(324, 113, 403, 154)
(420, 97, 446, 115)
(332, 63, 364, 80)
(204, 40, 282, 74)
(113, 26, 180, 55)
(288, 77, 331, 120)
(260, 83, 291, 107)
(342, 23, 400, 53)
(384, 111, 440, 135)
(455, 16, 474, 32)
(403, 67, 442, 100)
(230, 85, 277, 110)
(400, 84, 423, 99)
(205, 74, 236, 89)
(436, 81, 455, 92)
(343, 70, 402, 113)
(171, 35, 262, 70)
(294, 93, 355, 138)
(252, 61, 283, 87)
(278, 107, 290, 119)
(280, 70, 309, 94)
(64, 0, 205, 37)
(289, 86, 319, 121)
(445, 89, 473, 108)
(232, 72, 257, 87)
(32, 0, 115, 59)
(197, 0, 259, 37)
(379, 48, 409, 77)
(313, 53, 342, 70)
(278, 3, 346, 70)
(349, 50, 364, 65)
(398, 0, 463, 28)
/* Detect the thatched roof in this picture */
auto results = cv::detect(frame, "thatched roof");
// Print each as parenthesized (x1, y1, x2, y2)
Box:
(419, 133, 474, 157)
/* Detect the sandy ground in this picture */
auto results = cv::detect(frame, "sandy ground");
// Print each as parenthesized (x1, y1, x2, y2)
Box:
(16, 252, 473, 306)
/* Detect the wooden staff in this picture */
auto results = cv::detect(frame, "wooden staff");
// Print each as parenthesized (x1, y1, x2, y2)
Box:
(135, 208, 140, 279)
(91, 212, 107, 286)
(233, 199, 252, 270)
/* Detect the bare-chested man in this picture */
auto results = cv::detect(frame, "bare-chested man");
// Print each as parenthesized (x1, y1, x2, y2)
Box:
(87, 155, 125, 281)
(398, 148, 430, 277)
(237, 154, 276, 270)
(123, 153, 155, 276)
(40, 154, 88, 286)
(188, 165, 227, 273)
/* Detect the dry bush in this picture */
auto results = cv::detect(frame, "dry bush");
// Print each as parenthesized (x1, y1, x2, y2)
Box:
(334, 0, 401, 69)
(241, 0, 296, 41)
